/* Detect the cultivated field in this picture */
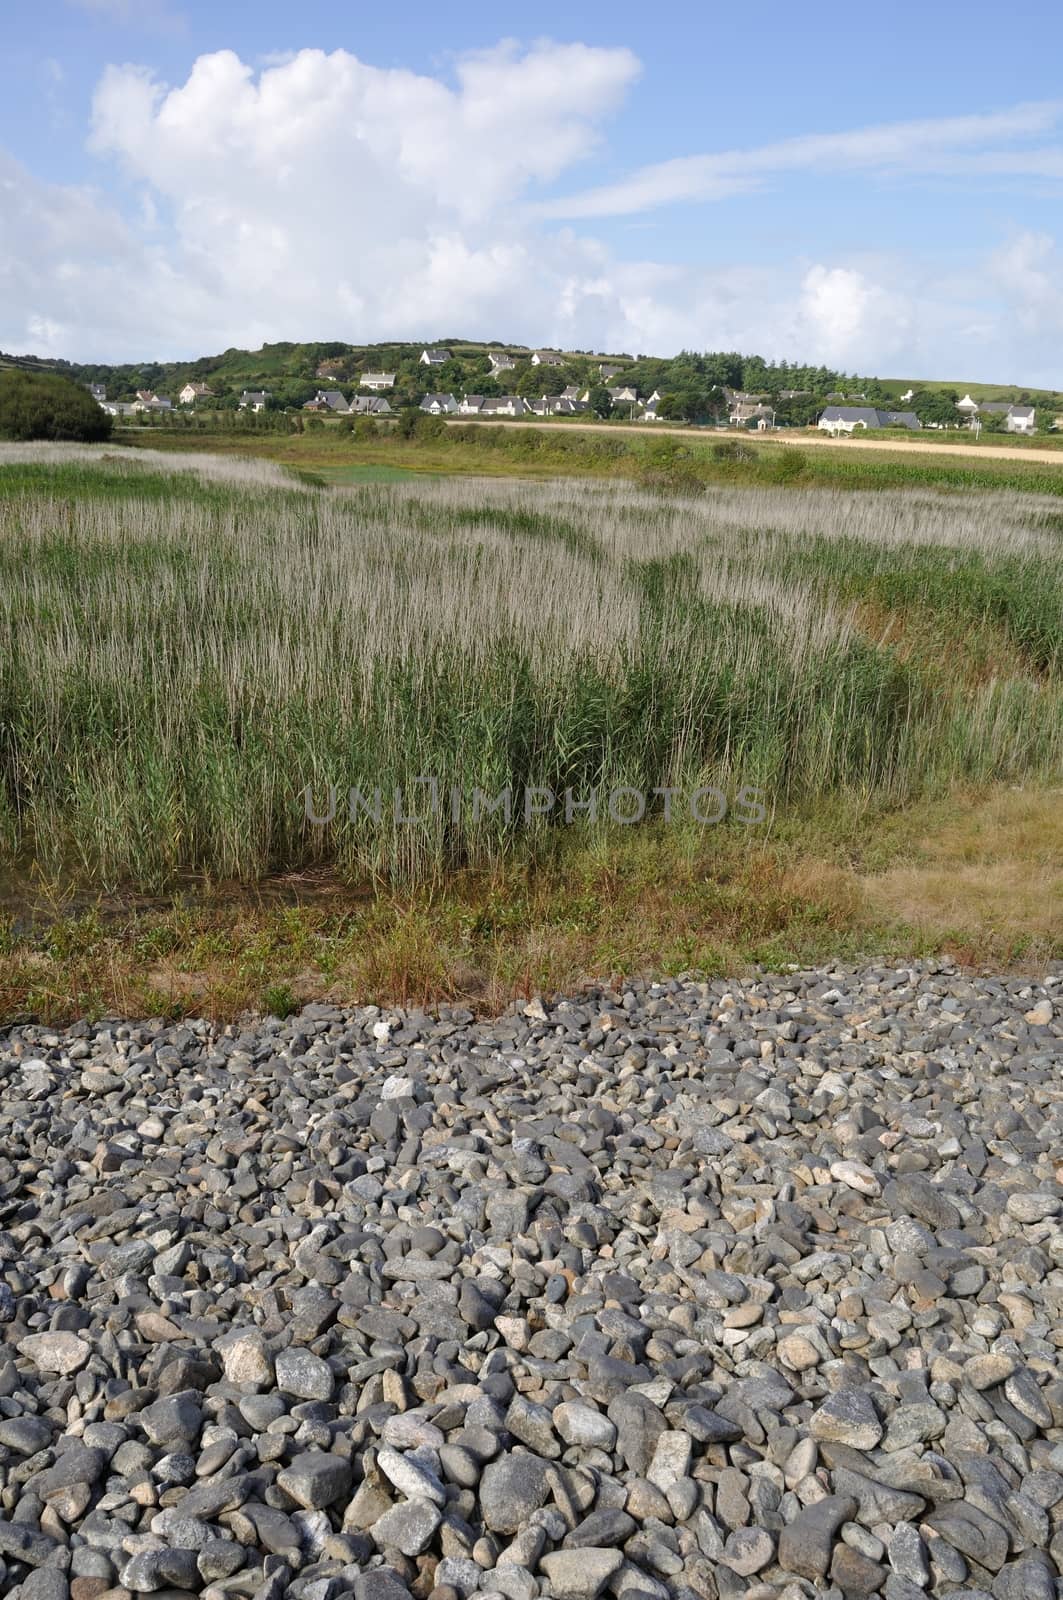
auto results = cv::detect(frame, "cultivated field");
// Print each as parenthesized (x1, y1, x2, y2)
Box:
(1, 441, 1060, 1015)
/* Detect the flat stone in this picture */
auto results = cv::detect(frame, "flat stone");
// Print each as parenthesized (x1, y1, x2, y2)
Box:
(810, 1389, 883, 1449)
(539, 1548, 625, 1600)
(479, 1452, 551, 1533)
(371, 1496, 442, 1556)
(277, 1450, 352, 1510)
(722, 1527, 775, 1575)
(778, 1494, 856, 1581)
(275, 1346, 334, 1401)
(18, 1331, 91, 1375)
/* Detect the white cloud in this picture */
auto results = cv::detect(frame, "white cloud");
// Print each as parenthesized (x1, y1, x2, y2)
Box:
(0, 44, 1061, 384)
(538, 101, 1063, 218)
(66, 0, 186, 34)
(991, 231, 1063, 336)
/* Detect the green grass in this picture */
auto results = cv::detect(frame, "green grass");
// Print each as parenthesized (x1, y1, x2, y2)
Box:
(1, 444, 1060, 897)
(128, 418, 1063, 497)
(1, 440, 1060, 1020)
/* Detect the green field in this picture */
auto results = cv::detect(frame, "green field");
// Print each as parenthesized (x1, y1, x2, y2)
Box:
(128, 418, 1063, 496)
(1, 440, 1060, 1019)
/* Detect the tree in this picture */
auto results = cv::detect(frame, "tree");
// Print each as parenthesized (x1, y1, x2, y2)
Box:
(0, 370, 113, 442)
(910, 389, 960, 428)
(587, 385, 613, 418)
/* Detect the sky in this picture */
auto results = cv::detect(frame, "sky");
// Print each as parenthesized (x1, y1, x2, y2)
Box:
(3, 0, 1063, 382)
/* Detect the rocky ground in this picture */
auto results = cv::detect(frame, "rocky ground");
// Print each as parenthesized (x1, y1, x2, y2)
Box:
(0, 962, 1061, 1600)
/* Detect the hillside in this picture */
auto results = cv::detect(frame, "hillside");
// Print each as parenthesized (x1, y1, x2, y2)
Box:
(3, 341, 1060, 421)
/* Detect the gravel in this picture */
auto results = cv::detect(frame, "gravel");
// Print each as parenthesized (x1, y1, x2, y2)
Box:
(0, 960, 1060, 1600)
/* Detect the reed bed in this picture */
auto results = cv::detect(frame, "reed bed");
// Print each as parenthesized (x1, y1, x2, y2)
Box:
(1, 446, 1060, 889)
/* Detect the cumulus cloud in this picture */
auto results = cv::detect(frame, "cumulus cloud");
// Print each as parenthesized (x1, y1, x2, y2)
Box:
(991, 231, 1063, 335)
(0, 43, 1061, 381)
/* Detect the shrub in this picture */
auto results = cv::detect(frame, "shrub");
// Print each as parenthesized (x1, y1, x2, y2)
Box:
(0, 369, 113, 442)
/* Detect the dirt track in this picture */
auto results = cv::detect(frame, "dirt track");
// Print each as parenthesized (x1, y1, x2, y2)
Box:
(445, 417, 1063, 467)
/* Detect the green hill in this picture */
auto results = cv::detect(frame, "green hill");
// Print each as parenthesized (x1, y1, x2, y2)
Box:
(2, 340, 1059, 419)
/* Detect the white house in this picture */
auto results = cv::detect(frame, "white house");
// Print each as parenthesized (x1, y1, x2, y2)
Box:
(956, 394, 980, 418)
(102, 401, 137, 416)
(419, 349, 451, 366)
(979, 401, 1036, 434)
(86, 382, 106, 403)
(179, 382, 213, 405)
(348, 396, 392, 416)
(608, 385, 639, 405)
(599, 363, 625, 379)
(359, 372, 395, 391)
(531, 351, 564, 367)
(239, 390, 271, 412)
(420, 393, 458, 414)
(818, 406, 921, 434)
(132, 391, 172, 412)
(488, 353, 516, 374)
(639, 395, 666, 422)
(481, 396, 527, 416)
(458, 395, 485, 415)
(1007, 405, 1036, 433)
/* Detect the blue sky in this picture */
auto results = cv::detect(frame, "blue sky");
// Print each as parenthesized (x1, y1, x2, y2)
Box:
(3, 0, 1063, 381)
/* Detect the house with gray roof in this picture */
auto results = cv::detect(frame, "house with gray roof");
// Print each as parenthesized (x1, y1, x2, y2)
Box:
(481, 396, 528, 416)
(359, 372, 395, 390)
(420, 393, 458, 414)
(349, 396, 392, 416)
(419, 349, 451, 366)
(818, 406, 921, 434)
(979, 401, 1035, 434)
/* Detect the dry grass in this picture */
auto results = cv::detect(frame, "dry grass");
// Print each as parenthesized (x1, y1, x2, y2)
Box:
(2, 784, 1058, 1024)
(861, 787, 1063, 954)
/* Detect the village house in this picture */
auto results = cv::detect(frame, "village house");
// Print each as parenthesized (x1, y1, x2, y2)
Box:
(86, 382, 106, 403)
(359, 372, 395, 391)
(978, 401, 1036, 434)
(599, 363, 625, 380)
(132, 390, 172, 412)
(101, 401, 137, 416)
(560, 385, 581, 401)
(608, 385, 639, 405)
(316, 358, 347, 379)
(419, 349, 451, 366)
(480, 396, 527, 417)
(348, 396, 392, 416)
(458, 396, 484, 415)
(420, 393, 459, 415)
(531, 351, 564, 367)
(488, 353, 515, 374)
(639, 396, 666, 422)
(818, 406, 921, 435)
(956, 394, 981, 419)
(178, 382, 213, 405)
(307, 390, 350, 413)
(778, 388, 809, 400)
(239, 391, 271, 412)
